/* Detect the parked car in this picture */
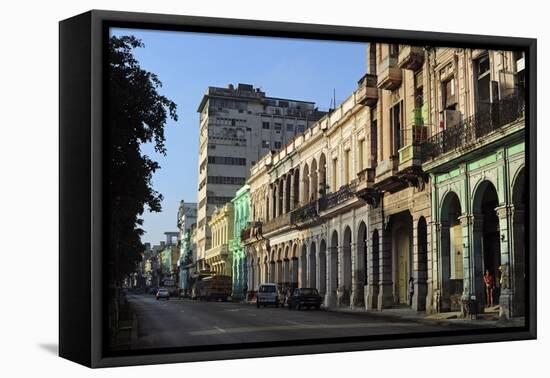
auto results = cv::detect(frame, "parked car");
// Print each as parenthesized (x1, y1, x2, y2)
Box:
(148, 287, 158, 295)
(156, 288, 170, 300)
(256, 283, 279, 308)
(287, 288, 323, 310)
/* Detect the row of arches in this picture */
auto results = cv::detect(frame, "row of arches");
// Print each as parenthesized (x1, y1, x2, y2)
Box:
(266, 154, 327, 221)
(438, 168, 526, 315)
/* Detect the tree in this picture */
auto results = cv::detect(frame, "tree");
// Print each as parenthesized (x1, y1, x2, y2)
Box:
(107, 35, 178, 286)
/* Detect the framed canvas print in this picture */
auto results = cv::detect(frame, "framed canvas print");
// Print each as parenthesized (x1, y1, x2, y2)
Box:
(59, 10, 536, 368)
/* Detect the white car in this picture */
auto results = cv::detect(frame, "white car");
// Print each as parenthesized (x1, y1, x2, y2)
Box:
(156, 288, 170, 300)
(256, 283, 279, 308)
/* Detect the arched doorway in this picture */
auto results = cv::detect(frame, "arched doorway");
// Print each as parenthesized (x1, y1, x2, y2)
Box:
(341, 226, 353, 306)
(512, 168, 526, 316)
(285, 175, 291, 213)
(302, 164, 310, 204)
(319, 153, 327, 196)
(278, 180, 284, 216)
(355, 222, 367, 307)
(310, 159, 318, 201)
(319, 239, 327, 297)
(309, 241, 317, 289)
(391, 212, 413, 305)
(293, 169, 300, 209)
(276, 248, 283, 285)
(416, 216, 428, 311)
(290, 244, 299, 290)
(473, 181, 501, 310)
(440, 192, 463, 311)
(328, 230, 339, 304)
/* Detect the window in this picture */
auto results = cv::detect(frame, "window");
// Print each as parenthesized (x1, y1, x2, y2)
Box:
(207, 176, 246, 185)
(297, 124, 305, 133)
(286, 123, 294, 132)
(332, 158, 338, 191)
(475, 55, 491, 107)
(274, 141, 282, 149)
(262, 140, 270, 148)
(207, 196, 234, 205)
(262, 121, 270, 129)
(358, 139, 364, 172)
(370, 108, 378, 165)
(390, 101, 403, 152)
(390, 44, 399, 58)
(274, 123, 282, 130)
(344, 149, 350, 185)
(208, 156, 246, 166)
(442, 77, 456, 110)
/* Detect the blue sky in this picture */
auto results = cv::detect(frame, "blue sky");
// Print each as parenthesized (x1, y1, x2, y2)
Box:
(110, 28, 367, 246)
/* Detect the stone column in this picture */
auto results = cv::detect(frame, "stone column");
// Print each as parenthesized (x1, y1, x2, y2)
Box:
(377, 226, 394, 310)
(458, 215, 473, 301)
(351, 241, 365, 309)
(512, 206, 525, 317)
(496, 205, 513, 319)
(471, 214, 485, 313)
(315, 247, 324, 296)
(439, 223, 451, 312)
(366, 229, 379, 311)
(411, 220, 427, 312)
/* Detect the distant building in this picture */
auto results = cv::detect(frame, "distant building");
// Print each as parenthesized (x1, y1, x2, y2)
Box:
(195, 83, 326, 270)
(177, 200, 198, 293)
(205, 202, 234, 276)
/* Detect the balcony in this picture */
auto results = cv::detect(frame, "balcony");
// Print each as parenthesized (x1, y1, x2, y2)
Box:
(290, 201, 319, 228)
(373, 156, 404, 193)
(422, 93, 525, 163)
(262, 212, 291, 235)
(377, 56, 402, 90)
(318, 181, 358, 213)
(204, 244, 229, 260)
(241, 221, 262, 244)
(355, 168, 381, 206)
(356, 73, 378, 107)
(397, 45, 424, 71)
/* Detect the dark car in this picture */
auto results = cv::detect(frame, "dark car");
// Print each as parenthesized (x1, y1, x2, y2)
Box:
(287, 288, 323, 310)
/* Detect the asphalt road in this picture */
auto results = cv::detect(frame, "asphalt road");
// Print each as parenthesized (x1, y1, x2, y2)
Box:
(126, 293, 480, 350)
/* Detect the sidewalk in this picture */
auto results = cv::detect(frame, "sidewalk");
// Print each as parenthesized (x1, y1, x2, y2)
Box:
(323, 304, 525, 328)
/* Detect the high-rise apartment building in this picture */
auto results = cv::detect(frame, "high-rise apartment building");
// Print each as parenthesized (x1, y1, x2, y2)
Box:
(195, 83, 325, 270)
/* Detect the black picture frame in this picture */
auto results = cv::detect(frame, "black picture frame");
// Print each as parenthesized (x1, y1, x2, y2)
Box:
(59, 9, 537, 368)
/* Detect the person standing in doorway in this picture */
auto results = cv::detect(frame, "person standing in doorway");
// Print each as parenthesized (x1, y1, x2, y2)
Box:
(484, 270, 494, 308)
(408, 277, 414, 306)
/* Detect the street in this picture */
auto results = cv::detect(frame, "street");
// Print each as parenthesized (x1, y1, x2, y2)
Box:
(126, 294, 482, 350)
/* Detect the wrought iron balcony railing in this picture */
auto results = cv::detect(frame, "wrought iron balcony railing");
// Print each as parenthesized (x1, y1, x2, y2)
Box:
(290, 201, 318, 224)
(318, 180, 358, 212)
(421, 93, 525, 162)
(262, 212, 291, 234)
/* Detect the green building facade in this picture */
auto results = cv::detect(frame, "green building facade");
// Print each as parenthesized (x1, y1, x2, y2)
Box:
(229, 185, 250, 300)
(424, 106, 526, 319)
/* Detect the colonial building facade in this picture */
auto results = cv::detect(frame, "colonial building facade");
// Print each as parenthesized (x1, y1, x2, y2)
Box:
(205, 203, 234, 275)
(240, 44, 526, 318)
(229, 185, 250, 300)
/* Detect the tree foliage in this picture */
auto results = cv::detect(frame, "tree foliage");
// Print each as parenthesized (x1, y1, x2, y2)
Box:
(107, 35, 178, 284)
